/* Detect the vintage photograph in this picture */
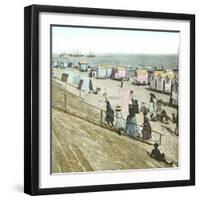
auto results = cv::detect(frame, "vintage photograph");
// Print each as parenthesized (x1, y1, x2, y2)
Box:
(51, 25, 179, 174)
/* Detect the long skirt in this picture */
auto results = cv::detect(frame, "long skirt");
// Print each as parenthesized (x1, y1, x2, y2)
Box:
(105, 113, 114, 124)
(149, 102, 155, 113)
(142, 129, 152, 140)
(115, 113, 125, 130)
(125, 117, 138, 137)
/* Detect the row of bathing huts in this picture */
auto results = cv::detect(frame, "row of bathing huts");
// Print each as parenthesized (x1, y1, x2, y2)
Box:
(53, 60, 178, 106)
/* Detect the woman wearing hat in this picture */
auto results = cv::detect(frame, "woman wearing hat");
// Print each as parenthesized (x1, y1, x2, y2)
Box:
(125, 104, 139, 138)
(115, 105, 125, 134)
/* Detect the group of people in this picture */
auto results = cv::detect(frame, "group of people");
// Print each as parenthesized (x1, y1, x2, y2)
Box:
(105, 90, 152, 140)
(104, 90, 177, 165)
(148, 93, 179, 135)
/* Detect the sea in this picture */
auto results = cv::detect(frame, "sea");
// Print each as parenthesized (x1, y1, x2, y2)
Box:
(52, 54, 178, 70)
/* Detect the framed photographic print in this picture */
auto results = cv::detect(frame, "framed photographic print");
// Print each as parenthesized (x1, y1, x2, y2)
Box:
(24, 4, 195, 195)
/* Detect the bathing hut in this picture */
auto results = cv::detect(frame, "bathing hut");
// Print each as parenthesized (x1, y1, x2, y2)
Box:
(156, 72, 166, 92)
(96, 65, 107, 79)
(79, 61, 89, 72)
(61, 71, 73, 83)
(106, 65, 113, 78)
(150, 70, 175, 93)
(163, 70, 175, 93)
(89, 69, 97, 78)
(170, 75, 179, 106)
(145, 66, 153, 84)
(112, 65, 126, 80)
(134, 69, 148, 85)
(61, 71, 80, 85)
(149, 71, 161, 90)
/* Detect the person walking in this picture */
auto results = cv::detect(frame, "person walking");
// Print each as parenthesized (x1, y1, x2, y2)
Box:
(105, 100, 114, 127)
(120, 78, 124, 88)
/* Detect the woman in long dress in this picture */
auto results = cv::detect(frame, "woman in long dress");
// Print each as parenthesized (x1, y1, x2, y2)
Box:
(125, 104, 138, 137)
(105, 100, 114, 126)
(129, 90, 134, 104)
(149, 94, 156, 113)
(142, 116, 152, 140)
(115, 105, 125, 134)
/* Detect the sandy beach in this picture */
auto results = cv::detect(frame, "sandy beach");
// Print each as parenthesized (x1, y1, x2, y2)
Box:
(52, 68, 178, 163)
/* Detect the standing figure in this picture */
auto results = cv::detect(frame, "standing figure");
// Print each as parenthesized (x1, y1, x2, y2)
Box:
(171, 113, 176, 123)
(125, 104, 139, 138)
(174, 113, 178, 136)
(89, 79, 93, 93)
(142, 116, 152, 140)
(105, 100, 114, 126)
(133, 99, 139, 114)
(156, 99, 162, 113)
(115, 105, 125, 134)
(102, 88, 107, 102)
(140, 102, 148, 116)
(120, 78, 124, 88)
(149, 93, 156, 113)
(129, 90, 134, 104)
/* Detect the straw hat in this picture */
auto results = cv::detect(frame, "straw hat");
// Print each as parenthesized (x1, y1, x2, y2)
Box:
(116, 105, 121, 111)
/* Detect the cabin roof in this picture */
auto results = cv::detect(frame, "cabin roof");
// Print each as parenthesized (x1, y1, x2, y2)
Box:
(153, 70, 176, 80)
(117, 67, 126, 70)
(97, 64, 112, 68)
(115, 65, 126, 70)
(153, 71, 162, 77)
(79, 61, 89, 64)
(136, 69, 148, 75)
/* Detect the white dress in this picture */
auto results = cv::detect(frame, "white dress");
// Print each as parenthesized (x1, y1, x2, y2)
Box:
(149, 102, 155, 113)
(115, 111, 125, 130)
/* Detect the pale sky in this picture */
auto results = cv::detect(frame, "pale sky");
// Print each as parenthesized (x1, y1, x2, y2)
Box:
(52, 26, 179, 55)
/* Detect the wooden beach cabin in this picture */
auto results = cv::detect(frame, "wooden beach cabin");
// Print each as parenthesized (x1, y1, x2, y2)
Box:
(79, 61, 89, 72)
(150, 70, 176, 93)
(134, 69, 148, 85)
(61, 71, 80, 85)
(106, 65, 113, 78)
(96, 65, 107, 79)
(149, 71, 161, 90)
(163, 70, 175, 94)
(145, 66, 153, 84)
(156, 72, 166, 92)
(112, 65, 126, 80)
(90, 69, 97, 78)
(170, 75, 179, 106)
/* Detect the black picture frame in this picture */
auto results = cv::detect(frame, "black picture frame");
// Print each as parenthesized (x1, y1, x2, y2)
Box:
(24, 4, 195, 196)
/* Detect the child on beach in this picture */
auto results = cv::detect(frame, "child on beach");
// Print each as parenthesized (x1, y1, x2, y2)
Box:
(150, 143, 173, 165)
(115, 105, 125, 135)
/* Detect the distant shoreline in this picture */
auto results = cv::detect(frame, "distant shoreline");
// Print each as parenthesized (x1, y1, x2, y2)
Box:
(53, 53, 178, 57)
